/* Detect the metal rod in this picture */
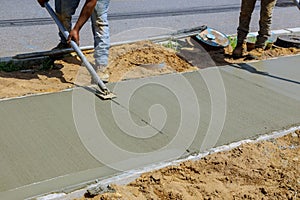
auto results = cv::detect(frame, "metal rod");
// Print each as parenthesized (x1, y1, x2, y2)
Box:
(44, 2, 108, 93)
(13, 26, 207, 60)
(13, 46, 94, 59)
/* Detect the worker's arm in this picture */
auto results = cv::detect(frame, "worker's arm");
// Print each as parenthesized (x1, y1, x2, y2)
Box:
(37, 0, 49, 7)
(68, 0, 97, 45)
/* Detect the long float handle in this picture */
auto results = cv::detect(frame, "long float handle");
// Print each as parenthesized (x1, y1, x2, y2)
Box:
(44, 2, 109, 94)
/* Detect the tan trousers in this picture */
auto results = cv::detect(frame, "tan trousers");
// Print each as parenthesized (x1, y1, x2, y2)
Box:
(237, 0, 277, 46)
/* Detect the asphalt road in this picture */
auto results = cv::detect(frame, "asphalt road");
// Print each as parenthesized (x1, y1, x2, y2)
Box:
(0, 0, 299, 57)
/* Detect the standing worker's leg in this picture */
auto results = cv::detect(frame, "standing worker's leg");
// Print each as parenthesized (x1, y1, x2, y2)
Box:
(55, 0, 80, 48)
(256, 0, 277, 48)
(91, 0, 110, 70)
(233, 0, 257, 58)
(90, 0, 110, 82)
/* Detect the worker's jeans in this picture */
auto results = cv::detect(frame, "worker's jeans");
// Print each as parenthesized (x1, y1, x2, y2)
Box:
(55, 0, 110, 67)
(237, 0, 277, 46)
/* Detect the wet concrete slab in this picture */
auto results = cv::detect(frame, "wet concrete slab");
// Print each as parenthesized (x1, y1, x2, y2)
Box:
(222, 55, 300, 101)
(0, 91, 114, 199)
(1, 55, 300, 199)
(210, 67, 300, 146)
(0, 85, 206, 199)
(114, 64, 300, 153)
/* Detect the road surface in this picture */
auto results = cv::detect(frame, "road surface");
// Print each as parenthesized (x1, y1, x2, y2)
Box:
(0, 0, 299, 57)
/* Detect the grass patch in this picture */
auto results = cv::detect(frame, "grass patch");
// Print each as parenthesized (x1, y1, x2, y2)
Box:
(160, 39, 181, 52)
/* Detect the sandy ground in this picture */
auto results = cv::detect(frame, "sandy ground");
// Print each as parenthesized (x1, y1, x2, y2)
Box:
(0, 40, 299, 99)
(0, 41, 197, 99)
(77, 130, 300, 200)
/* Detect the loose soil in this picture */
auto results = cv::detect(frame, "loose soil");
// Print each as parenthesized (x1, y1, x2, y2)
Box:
(0, 41, 196, 99)
(0, 40, 299, 99)
(77, 130, 300, 200)
(222, 44, 300, 65)
(107, 41, 197, 82)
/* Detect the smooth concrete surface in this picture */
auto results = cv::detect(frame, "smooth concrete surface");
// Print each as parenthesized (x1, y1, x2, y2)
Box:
(0, 91, 114, 199)
(1, 55, 300, 199)
(286, 27, 300, 32)
(271, 29, 292, 35)
(212, 67, 300, 145)
(222, 56, 300, 101)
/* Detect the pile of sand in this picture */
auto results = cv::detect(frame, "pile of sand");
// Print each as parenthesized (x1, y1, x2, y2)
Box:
(106, 41, 197, 82)
(204, 44, 300, 67)
(0, 40, 299, 99)
(0, 41, 197, 99)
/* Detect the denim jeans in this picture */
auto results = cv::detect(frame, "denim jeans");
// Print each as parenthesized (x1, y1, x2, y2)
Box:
(55, 0, 110, 67)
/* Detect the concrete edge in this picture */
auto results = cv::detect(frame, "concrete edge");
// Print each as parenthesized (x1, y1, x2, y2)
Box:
(35, 125, 300, 200)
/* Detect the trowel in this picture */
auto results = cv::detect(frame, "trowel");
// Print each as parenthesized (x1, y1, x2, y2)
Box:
(44, 2, 116, 100)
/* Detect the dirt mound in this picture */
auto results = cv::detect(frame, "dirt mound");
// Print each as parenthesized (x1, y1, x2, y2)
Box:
(202, 44, 300, 67)
(0, 41, 197, 99)
(0, 39, 299, 100)
(223, 44, 300, 64)
(77, 130, 300, 200)
(106, 41, 197, 82)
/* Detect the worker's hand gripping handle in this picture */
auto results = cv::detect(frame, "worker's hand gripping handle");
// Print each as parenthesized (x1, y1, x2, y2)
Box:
(44, 2, 111, 96)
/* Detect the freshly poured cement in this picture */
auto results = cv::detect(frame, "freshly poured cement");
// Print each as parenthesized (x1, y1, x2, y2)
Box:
(222, 55, 300, 101)
(0, 56, 300, 199)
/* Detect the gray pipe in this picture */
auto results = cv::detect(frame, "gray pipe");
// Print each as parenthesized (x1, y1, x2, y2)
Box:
(14, 26, 207, 59)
